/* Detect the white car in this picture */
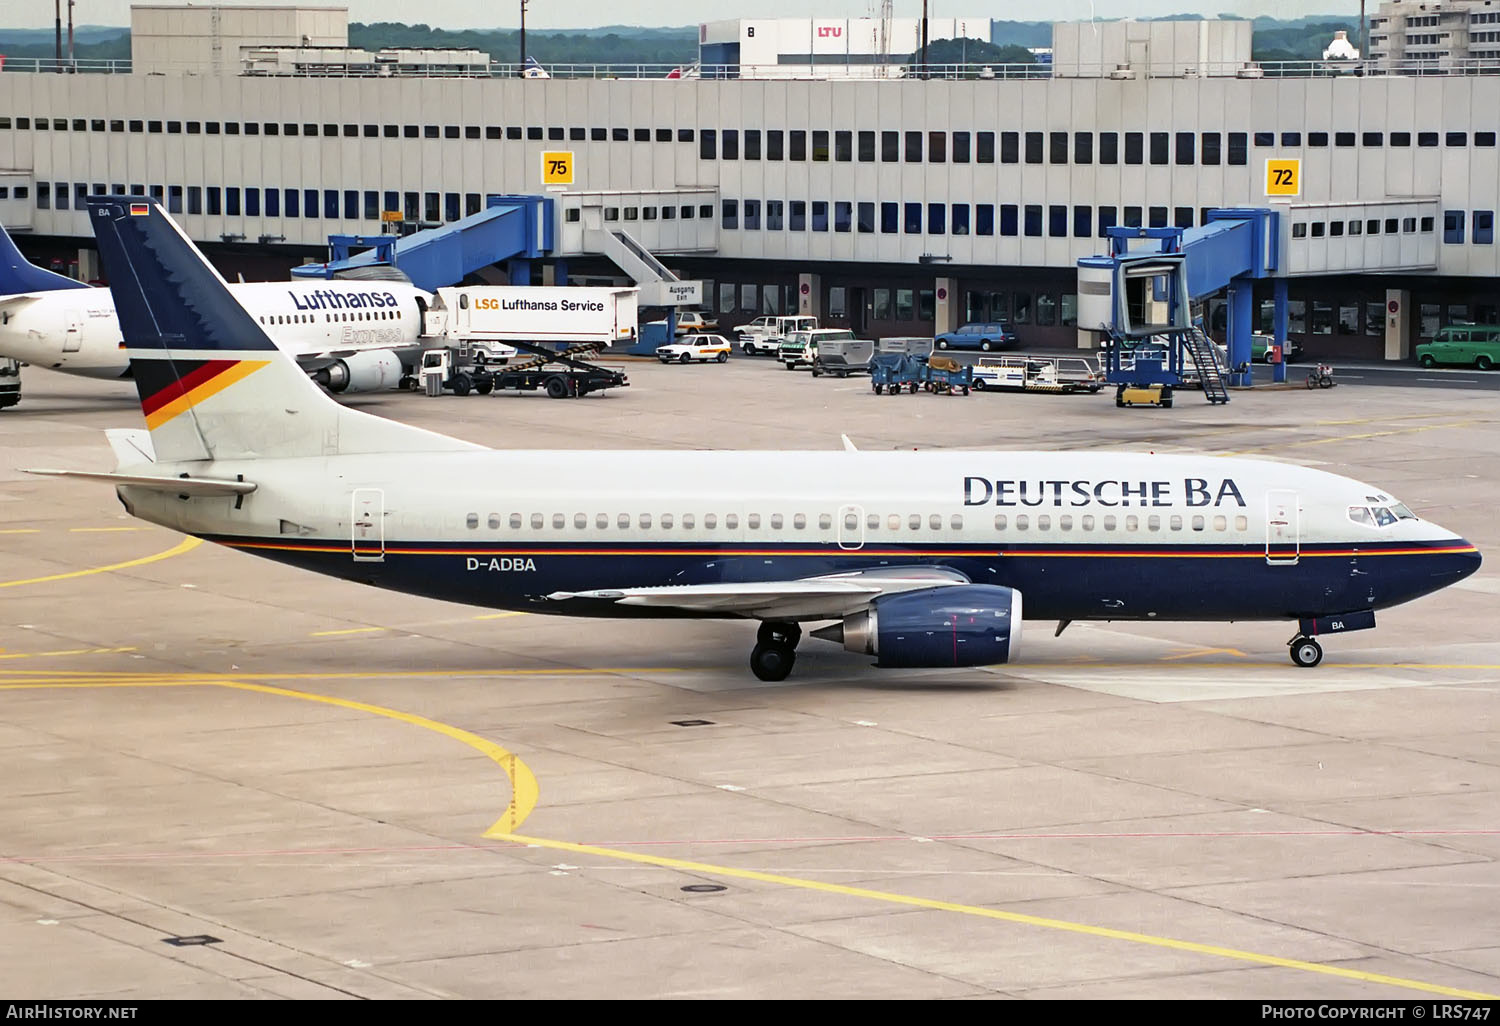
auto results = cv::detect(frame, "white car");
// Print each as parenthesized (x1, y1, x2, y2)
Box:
(648, 311, 716, 333)
(656, 334, 733, 364)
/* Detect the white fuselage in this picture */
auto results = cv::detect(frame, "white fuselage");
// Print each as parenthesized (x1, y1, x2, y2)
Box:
(0, 280, 429, 379)
(117, 448, 1477, 624)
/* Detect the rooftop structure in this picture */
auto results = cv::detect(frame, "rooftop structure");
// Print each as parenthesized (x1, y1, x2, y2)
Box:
(130, 3, 348, 75)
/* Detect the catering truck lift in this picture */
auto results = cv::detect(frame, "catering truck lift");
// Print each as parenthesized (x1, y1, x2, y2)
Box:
(417, 285, 635, 398)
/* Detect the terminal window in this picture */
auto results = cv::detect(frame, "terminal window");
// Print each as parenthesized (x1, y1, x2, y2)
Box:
(952, 131, 970, 162)
(881, 131, 899, 162)
(589, 127, 605, 141)
(766, 200, 783, 230)
(1073, 205, 1091, 237)
(612, 128, 629, 141)
(999, 132, 1017, 163)
(1175, 132, 1194, 164)
(835, 201, 852, 232)
(1175, 207, 1193, 228)
(1228, 133, 1248, 164)
(723, 129, 738, 159)
(1254, 131, 1274, 146)
(1074, 131, 1092, 164)
(976, 131, 994, 163)
(1477, 132, 1497, 146)
(1308, 131, 1328, 147)
(1124, 132, 1143, 165)
(952, 204, 969, 235)
(1123, 206, 1142, 228)
(1335, 131, 1355, 146)
(677, 128, 693, 143)
(700, 129, 716, 159)
(1024, 132, 1042, 164)
(790, 200, 807, 231)
(1280, 131, 1300, 146)
(1390, 132, 1411, 146)
(976, 204, 994, 236)
(835, 130, 851, 161)
(1475, 210, 1495, 244)
(1050, 132, 1067, 164)
(634, 128, 650, 142)
(508, 127, 523, 140)
(1444, 211, 1465, 244)
(1048, 205, 1066, 236)
(1024, 205, 1043, 237)
(1149, 206, 1168, 228)
(811, 201, 827, 231)
(857, 201, 875, 233)
(813, 130, 830, 161)
(858, 131, 875, 161)
(789, 130, 806, 160)
(656, 129, 671, 142)
(567, 127, 584, 141)
(186, 121, 201, 134)
(767, 130, 784, 160)
(1150, 132, 1169, 165)
(745, 130, 761, 159)
(928, 203, 944, 234)
(743, 199, 760, 229)
(1418, 132, 1438, 147)
(1098, 132, 1118, 164)
(1447, 131, 1468, 146)
(927, 132, 943, 163)
(880, 202, 898, 233)
(148, 120, 162, 133)
(1201, 133, 1220, 165)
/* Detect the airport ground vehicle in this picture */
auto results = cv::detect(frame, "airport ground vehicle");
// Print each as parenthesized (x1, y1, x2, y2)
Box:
(1415, 324, 1500, 369)
(922, 355, 972, 395)
(418, 341, 628, 398)
(934, 322, 1016, 352)
(780, 328, 858, 370)
(656, 334, 733, 363)
(740, 315, 817, 355)
(0, 357, 20, 409)
(971, 355, 1103, 394)
(878, 336, 936, 360)
(870, 353, 924, 394)
(425, 285, 638, 349)
(1252, 332, 1303, 363)
(810, 337, 875, 377)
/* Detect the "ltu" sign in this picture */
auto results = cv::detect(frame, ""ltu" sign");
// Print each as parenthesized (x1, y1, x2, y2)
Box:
(816, 26, 843, 37)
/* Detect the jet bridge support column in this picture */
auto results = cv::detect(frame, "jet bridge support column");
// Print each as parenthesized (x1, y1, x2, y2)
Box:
(1226, 282, 1254, 387)
(1273, 278, 1289, 384)
(506, 258, 532, 286)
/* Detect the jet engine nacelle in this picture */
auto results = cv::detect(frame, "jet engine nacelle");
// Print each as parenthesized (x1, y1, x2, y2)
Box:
(812, 584, 1023, 668)
(315, 350, 405, 394)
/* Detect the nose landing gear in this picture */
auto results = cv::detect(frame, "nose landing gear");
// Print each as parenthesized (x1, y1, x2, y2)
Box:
(1289, 634, 1324, 668)
(750, 621, 801, 681)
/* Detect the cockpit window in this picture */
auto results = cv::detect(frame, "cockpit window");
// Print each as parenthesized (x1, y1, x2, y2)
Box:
(1349, 501, 1418, 528)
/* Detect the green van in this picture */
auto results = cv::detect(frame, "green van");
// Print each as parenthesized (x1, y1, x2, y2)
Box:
(1416, 324, 1500, 370)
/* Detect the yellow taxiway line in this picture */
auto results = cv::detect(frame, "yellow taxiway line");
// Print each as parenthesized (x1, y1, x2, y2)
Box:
(4, 670, 1495, 999)
(0, 536, 202, 589)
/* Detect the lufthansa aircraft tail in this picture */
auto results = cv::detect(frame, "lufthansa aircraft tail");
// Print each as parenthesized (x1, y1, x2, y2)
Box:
(84, 196, 478, 463)
(0, 222, 90, 295)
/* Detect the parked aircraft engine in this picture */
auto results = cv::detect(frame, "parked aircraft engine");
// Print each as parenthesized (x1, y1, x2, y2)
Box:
(313, 350, 405, 394)
(810, 585, 1022, 668)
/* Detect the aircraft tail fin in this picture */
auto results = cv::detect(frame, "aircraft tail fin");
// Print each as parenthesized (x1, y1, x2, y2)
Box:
(83, 196, 477, 464)
(0, 223, 90, 295)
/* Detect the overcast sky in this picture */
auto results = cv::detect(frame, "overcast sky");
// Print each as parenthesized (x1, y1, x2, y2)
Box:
(12, 1, 1357, 32)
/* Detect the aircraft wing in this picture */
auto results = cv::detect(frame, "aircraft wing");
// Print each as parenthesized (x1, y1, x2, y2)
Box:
(548, 566, 970, 620)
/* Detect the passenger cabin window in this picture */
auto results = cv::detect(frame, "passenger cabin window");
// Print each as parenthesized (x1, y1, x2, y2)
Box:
(747, 514, 760, 529)
(465, 513, 479, 529)
(552, 514, 565, 530)
(510, 514, 522, 529)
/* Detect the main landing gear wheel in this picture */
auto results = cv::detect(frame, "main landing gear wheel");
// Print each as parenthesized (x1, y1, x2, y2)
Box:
(1289, 635, 1323, 668)
(751, 621, 801, 682)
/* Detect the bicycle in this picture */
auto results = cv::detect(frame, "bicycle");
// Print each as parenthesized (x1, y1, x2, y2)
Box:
(1306, 363, 1336, 389)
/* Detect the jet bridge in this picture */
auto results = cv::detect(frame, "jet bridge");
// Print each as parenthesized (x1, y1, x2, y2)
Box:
(293, 195, 553, 293)
(1077, 208, 1284, 391)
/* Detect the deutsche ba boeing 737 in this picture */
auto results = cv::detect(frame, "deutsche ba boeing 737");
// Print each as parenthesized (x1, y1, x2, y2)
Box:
(31, 197, 1482, 680)
(0, 223, 427, 395)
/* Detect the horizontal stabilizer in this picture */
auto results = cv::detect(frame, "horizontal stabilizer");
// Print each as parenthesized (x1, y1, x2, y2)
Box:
(25, 469, 257, 496)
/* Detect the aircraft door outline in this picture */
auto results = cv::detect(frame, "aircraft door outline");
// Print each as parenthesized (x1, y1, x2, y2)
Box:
(837, 503, 865, 551)
(63, 311, 83, 352)
(351, 487, 385, 561)
(1265, 489, 1300, 566)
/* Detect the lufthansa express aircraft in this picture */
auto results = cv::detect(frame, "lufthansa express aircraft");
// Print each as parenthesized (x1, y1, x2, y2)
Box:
(0, 223, 427, 394)
(32, 198, 1482, 681)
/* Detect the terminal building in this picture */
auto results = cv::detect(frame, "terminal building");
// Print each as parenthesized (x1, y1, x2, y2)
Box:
(2, 5, 1498, 358)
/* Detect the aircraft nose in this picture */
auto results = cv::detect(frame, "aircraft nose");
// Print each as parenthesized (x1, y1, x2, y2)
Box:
(1451, 541, 1482, 582)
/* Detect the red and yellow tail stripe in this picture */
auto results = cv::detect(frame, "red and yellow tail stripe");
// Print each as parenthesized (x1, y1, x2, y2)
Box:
(140, 359, 269, 430)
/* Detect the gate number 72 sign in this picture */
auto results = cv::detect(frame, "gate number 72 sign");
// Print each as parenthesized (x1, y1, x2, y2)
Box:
(1265, 159, 1300, 197)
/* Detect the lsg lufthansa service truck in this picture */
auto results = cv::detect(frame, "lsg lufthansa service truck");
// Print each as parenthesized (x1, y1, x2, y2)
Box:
(418, 286, 637, 398)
